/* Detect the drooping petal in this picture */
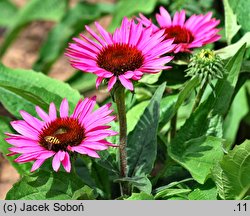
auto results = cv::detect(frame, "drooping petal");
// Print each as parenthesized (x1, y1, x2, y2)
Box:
(52, 151, 61, 172)
(119, 75, 134, 91)
(61, 152, 71, 173)
(107, 76, 117, 91)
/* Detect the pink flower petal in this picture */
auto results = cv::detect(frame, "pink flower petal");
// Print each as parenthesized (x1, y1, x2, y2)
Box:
(10, 120, 39, 140)
(118, 75, 134, 91)
(108, 76, 117, 91)
(35, 106, 50, 122)
(96, 77, 103, 89)
(62, 152, 71, 172)
(52, 151, 61, 172)
(31, 159, 46, 172)
(60, 98, 69, 118)
(20, 110, 44, 131)
(49, 102, 57, 121)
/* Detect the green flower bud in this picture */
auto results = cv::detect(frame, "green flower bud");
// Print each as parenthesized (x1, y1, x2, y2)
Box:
(185, 49, 226, 83)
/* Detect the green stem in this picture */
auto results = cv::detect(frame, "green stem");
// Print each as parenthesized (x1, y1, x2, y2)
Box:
(170, 112, 177, 140)
(114, 84, 129, 194)
(192, 79, 208, 112)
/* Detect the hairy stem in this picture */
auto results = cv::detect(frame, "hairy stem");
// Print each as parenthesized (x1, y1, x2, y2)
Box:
(192, 79, 208, 112)
(114, 84, 128, 194)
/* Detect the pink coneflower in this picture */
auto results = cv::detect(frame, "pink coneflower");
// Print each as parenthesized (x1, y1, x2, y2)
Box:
(66, 17, 175, 91)
(138, 7, 221, 53)
(6, 98, 117, 173)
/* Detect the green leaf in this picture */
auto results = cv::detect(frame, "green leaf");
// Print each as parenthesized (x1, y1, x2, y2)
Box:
(0, 116, 32, 175)
(155, 188, 191, 199)
(139, 71, 162, 85)
(127, 83, 166, 176)
(67, 72, 96, 92)
(168, 45, 246, 183)
(6, 170, 89, 200)
(0, 0, 68, 58)
(215, 32, 250, 59)
(223, 86, 248, 147)
(229, 0, 250, 33)
(223, 0, 241, 44)
(109, 0, 157, 31)
(188, 179, 218, 200)
(72, 185, 97, 200)
(159, 77, 199, 130)
(169, 136, 224, 184)
(0, 0, 18, 27)
(126, 192, 154, 200)
(244, 196, 250, 200)
(0, 63, 81, 118)
(115, 175, 152, 194)
(212, 140, 250, 200)
(126, 101, 149, 134)
(33, 2, 114, 73)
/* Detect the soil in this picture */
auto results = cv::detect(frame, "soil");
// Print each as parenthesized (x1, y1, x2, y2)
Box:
(0, 0, 113, 199)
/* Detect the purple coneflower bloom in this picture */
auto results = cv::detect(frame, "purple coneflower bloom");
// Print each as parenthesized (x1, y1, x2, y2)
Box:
(66, 17, 175, 91)
(138, 7, 221, 53)
(6, 98, 117, 173)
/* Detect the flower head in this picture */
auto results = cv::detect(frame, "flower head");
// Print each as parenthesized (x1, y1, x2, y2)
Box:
(6, 98, 117, 173)
(66, 17, 175, 91)
(138, 7, 221, 53)
(185, 49, 225, 82)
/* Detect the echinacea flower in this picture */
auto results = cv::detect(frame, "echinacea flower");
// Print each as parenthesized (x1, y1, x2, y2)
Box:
(6, 98, 117, 173)
(138, 7, 221, 53)
(66, 17, 175, 91)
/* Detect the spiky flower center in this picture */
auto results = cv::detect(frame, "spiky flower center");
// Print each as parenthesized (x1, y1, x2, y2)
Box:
(185, 49, 225, 81)
(164, 25, 194, 44)
(39, 117, 85, 152)
(97, 44, 144, 76)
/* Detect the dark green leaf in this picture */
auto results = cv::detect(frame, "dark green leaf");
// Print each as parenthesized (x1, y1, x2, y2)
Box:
(0, 116, 32, 175)
(33, 2, 114, 73)
(0, 63, 81, 118)
(6, 170, 88, 200)
(127, 83, 166, 176)
(212, 140, 250, 200)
